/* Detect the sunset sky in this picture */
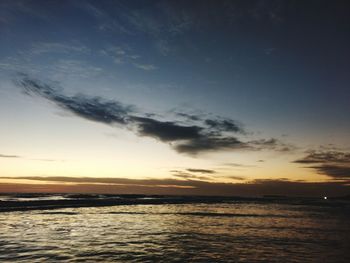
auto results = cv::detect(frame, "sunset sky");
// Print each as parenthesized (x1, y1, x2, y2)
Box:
(0, 0, 349, 196)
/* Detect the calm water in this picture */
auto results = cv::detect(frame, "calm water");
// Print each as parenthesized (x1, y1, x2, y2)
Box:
(0, 199, 349, 262)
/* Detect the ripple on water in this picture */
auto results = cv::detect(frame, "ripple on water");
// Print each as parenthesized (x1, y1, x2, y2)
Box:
(0, 203, 349, 262)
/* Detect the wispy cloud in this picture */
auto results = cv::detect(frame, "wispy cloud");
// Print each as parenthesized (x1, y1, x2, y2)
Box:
(77, 1, 131, 34)
(186, 169, 215, 174)
(170, 170, 213, 181)
(224, 163, 255, 168)
(0, 57, 39, 74)
(52, 59, 103, 79)
(0, 40, 96, 79)
(249, 138, 295, 152)
(220, 175, 246, 181)
(15, 75, 294, 155)
(0, 0, 52, 25)
(29, 42, 90, 55)
(80, 1, 193, 56)
(175, 112, 203, 121)
(294, 150, 350, 164)
(0, 154, 21, 158)
(205, 118, 245, 134)
(0, 153, 63, 162)
(0, 56, 102, 80)
(133, 63, 157, 71)
(100, 46, 156, 71)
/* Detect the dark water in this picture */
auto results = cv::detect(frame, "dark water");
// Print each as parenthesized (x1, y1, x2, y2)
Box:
(0, 195, 349, 262)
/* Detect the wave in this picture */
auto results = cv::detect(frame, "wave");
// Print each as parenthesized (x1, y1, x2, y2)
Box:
(105, 211, 293, 218)
(1, 194, 349, 213)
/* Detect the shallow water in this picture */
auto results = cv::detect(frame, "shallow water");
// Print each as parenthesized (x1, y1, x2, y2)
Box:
(0, 201, 349, 262)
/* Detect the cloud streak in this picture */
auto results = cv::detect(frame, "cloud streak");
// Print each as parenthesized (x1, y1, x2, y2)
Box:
(15, 75, 293, 155)
(100, 46, 156, 71)
(133, 63, 157, 71)
(186, 168, 215, 174)
(17, 76, 132, 125)
(0, 153, 64, 162)
(170, 170, 213, 181)
(0, 154, 21, 158)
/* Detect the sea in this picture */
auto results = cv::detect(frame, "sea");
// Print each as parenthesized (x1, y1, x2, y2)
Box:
(0, 194, 349, 262)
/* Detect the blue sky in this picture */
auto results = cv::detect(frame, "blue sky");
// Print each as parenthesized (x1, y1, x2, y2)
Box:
(0, 0, 350, 196)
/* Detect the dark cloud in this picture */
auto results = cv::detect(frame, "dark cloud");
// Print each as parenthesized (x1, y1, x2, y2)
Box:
(170, 170, 212, 181)
(249, 138, 294, 152)
(1, 176, 349, 197)
(174, 136, 249, 154)
(175, 112, 202, 121)
(17, 75, 133, 125)
(252, 138, 278, 147)
(175, 111, 246, 134)
(15, 75, 293, 155)
(175, 137, 294, 155)
(131, 117, 248, 155)
(310, 165, 350, 179)
(294, 150, 350, 180)
(294, 150, 350, 164)
(0, 154, 21, 158)
(132, 117, 202, 142)
(221, 175, 245, 180)
(186, 168, 215, 174)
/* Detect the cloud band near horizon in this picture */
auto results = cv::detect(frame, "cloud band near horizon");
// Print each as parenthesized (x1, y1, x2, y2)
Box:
(0, 176, 349, 197)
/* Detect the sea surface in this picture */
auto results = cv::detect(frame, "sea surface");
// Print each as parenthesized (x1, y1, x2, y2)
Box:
(0, 194, 349, 262)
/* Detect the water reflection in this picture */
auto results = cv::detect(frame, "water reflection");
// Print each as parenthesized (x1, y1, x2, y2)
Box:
(0, 203, 349, 262)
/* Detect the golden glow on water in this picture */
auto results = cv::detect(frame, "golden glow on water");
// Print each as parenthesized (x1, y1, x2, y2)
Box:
(0, 202, 349, 262)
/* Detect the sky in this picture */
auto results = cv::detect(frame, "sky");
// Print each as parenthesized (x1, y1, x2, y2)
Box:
(0, 0, 350, 196)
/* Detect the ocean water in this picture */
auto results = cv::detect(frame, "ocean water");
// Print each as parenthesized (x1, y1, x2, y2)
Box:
(0, 197, 349, 262)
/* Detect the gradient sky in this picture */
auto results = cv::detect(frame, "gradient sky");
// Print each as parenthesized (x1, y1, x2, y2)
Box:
(1, 0, 350, 196)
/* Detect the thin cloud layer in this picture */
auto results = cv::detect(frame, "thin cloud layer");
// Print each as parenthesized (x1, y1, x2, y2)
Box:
(15, 75, 292, 155)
